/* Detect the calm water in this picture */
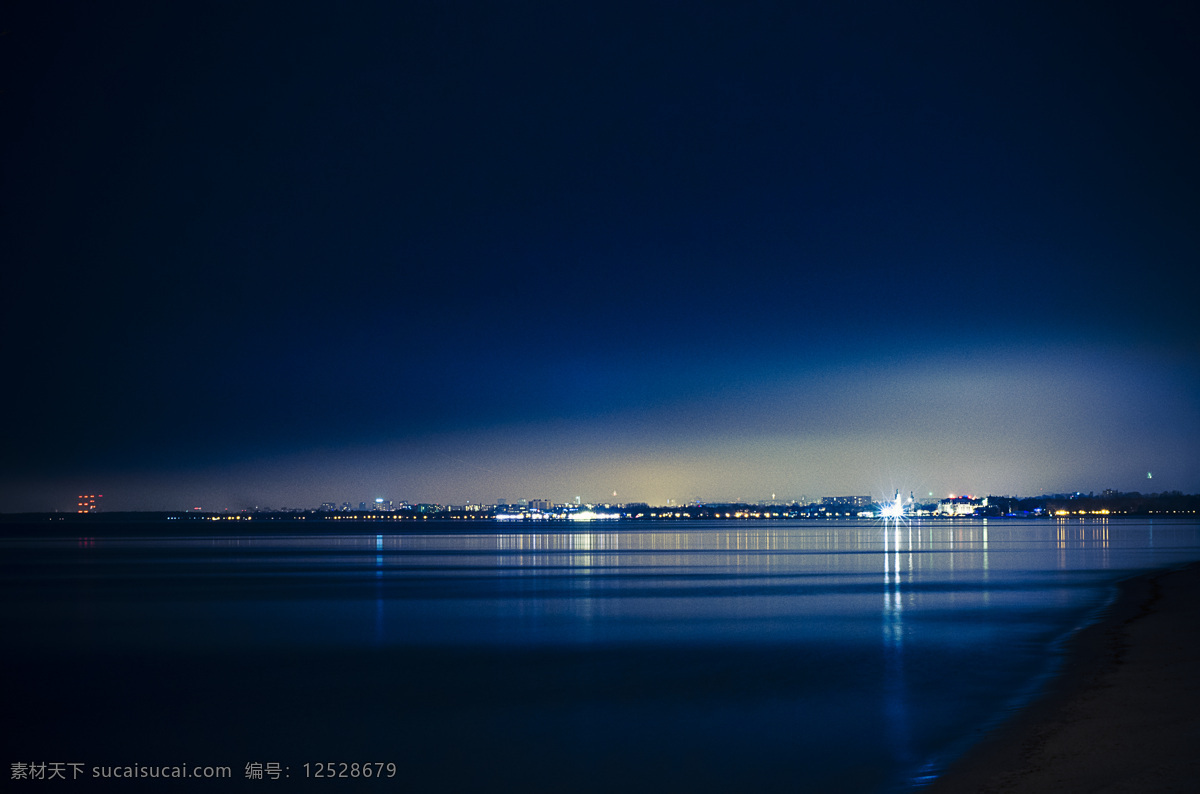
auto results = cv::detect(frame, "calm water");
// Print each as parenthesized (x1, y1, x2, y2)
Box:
(3, 517, 1199, 791)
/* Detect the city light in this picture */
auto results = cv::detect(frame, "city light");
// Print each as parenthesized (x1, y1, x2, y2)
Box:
(878, 490, 909, 520)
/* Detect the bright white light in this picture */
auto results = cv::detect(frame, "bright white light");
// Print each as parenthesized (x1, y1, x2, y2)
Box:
(878, 490, 907, 520)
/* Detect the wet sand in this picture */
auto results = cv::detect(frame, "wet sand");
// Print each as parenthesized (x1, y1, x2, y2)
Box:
(928, 562, 1200, 793)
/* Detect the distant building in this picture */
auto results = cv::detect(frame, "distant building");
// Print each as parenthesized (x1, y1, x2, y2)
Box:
(76, 494, 102, 513)
(821, 496, 872, 508)
(936, 496, 986, 516)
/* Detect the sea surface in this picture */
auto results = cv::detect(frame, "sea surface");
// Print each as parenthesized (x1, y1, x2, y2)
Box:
(3, 517, 1199, 791)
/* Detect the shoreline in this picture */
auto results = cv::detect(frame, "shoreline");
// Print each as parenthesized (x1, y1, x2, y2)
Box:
(927, 561, 1200, 792)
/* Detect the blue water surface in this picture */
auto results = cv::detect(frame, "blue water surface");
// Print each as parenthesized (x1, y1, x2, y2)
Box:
(3, 517, 1198, 792)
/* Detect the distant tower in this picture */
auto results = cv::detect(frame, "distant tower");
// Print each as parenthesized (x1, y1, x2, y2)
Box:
(77, 494, 102, 514)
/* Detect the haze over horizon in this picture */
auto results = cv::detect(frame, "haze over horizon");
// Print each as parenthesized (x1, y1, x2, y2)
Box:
(3, 1, 1197, 513)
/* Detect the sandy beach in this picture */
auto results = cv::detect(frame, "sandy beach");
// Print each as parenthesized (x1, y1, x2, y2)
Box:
(928, 561, 1200, 793)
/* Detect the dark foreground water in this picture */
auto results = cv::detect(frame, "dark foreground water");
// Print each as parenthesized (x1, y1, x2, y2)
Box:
(3, 517, 1199, 792)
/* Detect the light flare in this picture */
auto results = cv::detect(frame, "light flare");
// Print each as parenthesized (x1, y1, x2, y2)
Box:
(878, 489, 913, 523)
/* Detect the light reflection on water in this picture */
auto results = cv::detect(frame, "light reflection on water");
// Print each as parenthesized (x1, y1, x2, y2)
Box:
(883, 519, 913, 778)
(6, 519, 1199, 655)
(3, 518, 1199, 792)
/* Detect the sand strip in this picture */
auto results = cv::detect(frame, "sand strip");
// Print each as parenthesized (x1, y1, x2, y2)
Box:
(927, 561, 1200, 792)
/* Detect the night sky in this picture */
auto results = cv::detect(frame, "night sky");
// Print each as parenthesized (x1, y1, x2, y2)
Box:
(3, 1, 1197, 512)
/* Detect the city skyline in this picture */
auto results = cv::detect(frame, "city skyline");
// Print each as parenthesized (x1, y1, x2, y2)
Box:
(16, 478, 1195, 517)
(3, 2, 1197, 513)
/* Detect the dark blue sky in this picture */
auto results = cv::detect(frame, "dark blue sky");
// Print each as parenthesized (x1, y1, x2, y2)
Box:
(3, 1, 1197, 511)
